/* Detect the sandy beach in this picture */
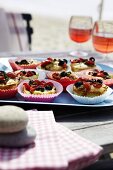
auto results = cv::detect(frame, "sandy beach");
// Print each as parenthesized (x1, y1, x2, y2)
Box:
(31, 15, 94, 53)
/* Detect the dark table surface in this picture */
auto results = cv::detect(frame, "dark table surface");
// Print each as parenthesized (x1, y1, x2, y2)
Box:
(1, 51, 113, 156)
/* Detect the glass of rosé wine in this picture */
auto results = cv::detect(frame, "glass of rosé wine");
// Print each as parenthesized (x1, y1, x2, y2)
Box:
(69, 16, 93, 56)
(92, 21, 113, 58)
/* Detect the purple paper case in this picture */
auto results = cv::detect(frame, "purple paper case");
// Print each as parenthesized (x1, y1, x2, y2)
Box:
(17, 79, 63, 102)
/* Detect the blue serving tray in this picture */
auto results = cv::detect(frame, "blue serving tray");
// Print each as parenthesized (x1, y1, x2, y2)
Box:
(0, 61, 113, 108)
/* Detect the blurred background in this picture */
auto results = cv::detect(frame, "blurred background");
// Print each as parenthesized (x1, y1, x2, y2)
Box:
(0, 0, 112, 52)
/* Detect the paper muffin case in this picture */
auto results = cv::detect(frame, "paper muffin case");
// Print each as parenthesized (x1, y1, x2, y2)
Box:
(46, 72, 77, 91)
(0, 88, 17, 99)
(58, 80, 76, 91)
(104, 79, 113, 87)
(9, 59, 40, 71)
(66, 84, 113, 105)
(18, 79, 63, 102)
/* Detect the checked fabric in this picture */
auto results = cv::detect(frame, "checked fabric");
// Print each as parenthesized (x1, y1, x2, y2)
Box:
(0, 110, 103, 170)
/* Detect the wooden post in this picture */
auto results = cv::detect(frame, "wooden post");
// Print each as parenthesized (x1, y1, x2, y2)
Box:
(99, 0, 104, 21)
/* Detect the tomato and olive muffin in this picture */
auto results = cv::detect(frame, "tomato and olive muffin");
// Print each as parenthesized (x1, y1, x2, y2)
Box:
(87, 69, 113, 86)
(9, 59, 40, 71)
(15, 70, 39, 82)
(37, 57, 68, 71)
(47, 71, 78, 91)
(23, 80, 56, 95)
(77, 69, 113, 87)
(73, 78, 108, 97)
(0, 71, 18, 90)
(70, 57, 96, 72)
(66, 77, 113, 104)
(18, 79, 63, 102)
(0, 71, 18, 99)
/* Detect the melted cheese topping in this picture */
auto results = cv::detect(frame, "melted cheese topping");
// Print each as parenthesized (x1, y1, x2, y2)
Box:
(7, 79, 18, 85)
(20, 75, 38, 80)
(73, 84, 108, 97)
(90, 84, 107, 93)
(33, 88, 56, 95)
(45, 61, 66, 71)
(0, 79, 18, 89)
(17, 59, 39, 65)
(73, 63, 88, 69)
(71, 63, 95, 72)
(23, 86, 56, 95)
(29, 59, 38, 64)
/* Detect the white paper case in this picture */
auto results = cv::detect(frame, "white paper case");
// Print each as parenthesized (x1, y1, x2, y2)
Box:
(66, 84, 113, 105)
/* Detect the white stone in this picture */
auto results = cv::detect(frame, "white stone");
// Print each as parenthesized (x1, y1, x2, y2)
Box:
(0, 125, 36, 147)
(0, 105, 28, 133)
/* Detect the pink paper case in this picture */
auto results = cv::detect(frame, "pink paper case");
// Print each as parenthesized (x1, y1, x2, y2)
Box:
(9, 59, 40, 71)
(18, 79, 63, 102)
(0, 88, 17, 99)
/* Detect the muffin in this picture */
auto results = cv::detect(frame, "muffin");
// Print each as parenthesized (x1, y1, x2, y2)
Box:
(37, 57, 68, 71)
(0, 71, 18, 99)
(0, 71, 18, 90)
(47, 71, 78, 91)
(73, 78, 108, 97)
(70, 57, 96, 72)
(15, 69, 39, 82)
(18, 79, 63, 102)
(9, 58, 40, 71)
(66, 78, 113, 104)
(86, 69, 113, 86)
(23, 80, 56, 95)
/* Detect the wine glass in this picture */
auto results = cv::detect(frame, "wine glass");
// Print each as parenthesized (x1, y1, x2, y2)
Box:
(69, 16, 93, 56)
(92, 21, 113, 59)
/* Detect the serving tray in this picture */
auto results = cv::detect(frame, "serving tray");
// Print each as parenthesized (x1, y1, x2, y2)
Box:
(0, 51, 113, 114)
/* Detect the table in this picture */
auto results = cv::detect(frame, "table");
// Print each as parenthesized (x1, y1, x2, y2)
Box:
(1, 51, 113, 158)
(2, 94, 113, 158)
(55, 106, 113, 157)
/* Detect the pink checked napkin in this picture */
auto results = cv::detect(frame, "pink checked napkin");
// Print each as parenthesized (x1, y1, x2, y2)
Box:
(0, 110, 103, 170)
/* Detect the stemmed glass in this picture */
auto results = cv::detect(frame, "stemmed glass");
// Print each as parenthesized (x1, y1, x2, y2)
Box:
(92, 21, 113, 59)
(69, 16, 93, 56)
